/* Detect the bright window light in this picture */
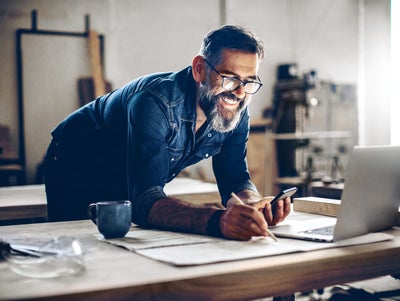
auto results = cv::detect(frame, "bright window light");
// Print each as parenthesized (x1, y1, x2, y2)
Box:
(391, 0, 400, 145)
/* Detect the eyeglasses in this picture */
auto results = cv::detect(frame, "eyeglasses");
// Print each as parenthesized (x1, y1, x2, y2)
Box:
(203, 58, 263, 94)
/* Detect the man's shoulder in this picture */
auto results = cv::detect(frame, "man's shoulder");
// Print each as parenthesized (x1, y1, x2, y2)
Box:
(143, 66, 194, 100)
(125, 66, 192, 92)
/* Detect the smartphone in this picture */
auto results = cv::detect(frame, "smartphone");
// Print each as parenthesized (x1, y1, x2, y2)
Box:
(270, 187, 298, 214)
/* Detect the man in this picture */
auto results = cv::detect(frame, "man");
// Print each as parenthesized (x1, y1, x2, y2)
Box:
(44, 25, 291, 241)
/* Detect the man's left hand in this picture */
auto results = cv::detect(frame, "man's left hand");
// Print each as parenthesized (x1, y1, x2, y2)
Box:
(249, 196, 291, 225)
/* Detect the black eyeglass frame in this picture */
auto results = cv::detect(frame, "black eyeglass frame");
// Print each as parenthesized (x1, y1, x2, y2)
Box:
(203, 58, 263, 94)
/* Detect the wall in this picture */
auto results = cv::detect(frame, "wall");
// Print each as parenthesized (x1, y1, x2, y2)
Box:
(360, 0, 391, 145)
(0, 0, 391, 183)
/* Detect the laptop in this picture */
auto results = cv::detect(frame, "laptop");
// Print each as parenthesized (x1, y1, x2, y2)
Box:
(271, 145, 400, 242)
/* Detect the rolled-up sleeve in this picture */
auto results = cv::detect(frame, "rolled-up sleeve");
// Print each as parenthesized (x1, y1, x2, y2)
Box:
(126, 91, 171, 226)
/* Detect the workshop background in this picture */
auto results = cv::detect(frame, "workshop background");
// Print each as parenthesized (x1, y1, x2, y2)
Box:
(0, 0, 392, 194)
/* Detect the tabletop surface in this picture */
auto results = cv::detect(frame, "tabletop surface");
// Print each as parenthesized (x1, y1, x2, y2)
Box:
(1, 219, 399, 301)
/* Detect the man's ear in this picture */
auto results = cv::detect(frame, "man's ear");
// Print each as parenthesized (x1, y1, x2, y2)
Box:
(192, 55, 206, 83)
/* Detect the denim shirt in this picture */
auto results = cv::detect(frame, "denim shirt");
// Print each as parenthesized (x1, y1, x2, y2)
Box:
(51, 66, 257, 226)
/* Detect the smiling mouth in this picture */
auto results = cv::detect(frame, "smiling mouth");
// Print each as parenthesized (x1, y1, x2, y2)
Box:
(221, 95, 242, 106)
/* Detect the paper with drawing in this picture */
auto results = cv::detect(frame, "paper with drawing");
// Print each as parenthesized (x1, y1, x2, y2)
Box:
(97, 212, 394, 266)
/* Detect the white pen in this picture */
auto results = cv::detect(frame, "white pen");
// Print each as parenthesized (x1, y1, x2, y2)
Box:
(230, 192, 278, 242)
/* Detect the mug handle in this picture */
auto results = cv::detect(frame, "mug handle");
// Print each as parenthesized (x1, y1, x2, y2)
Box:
(87, 203, 97, 225)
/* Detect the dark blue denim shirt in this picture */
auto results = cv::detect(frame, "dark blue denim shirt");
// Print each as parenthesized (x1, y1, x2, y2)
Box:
(51, 66, 257, 226)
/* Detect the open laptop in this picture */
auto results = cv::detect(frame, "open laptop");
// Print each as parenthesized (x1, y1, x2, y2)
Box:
(271, 145, 400, 242)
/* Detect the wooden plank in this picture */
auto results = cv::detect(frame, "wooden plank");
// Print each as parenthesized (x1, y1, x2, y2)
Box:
(78, 77, 112, 105)
(0, 124, 18, 161)
(0, 184, 47, 220)
(293, 197, 341, 217)
(0, 182, 220, 221)
(170, 191, 223, 208)
(87, 30, 106, 98)
(0, 204, 47, 220)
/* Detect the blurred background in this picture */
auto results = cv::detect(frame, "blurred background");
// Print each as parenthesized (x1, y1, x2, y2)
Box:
(0, 0, 397, 197)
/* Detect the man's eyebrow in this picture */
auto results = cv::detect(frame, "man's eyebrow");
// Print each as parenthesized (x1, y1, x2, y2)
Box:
(219, 69, 258, 81)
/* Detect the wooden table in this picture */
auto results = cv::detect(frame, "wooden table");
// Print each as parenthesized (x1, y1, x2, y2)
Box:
(0, 220, 399, 301)
(0, 185, 47, 222)
(0, 179, 222, 223)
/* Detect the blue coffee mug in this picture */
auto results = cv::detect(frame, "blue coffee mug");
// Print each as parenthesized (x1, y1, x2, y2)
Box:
(88, 201, 132, 239)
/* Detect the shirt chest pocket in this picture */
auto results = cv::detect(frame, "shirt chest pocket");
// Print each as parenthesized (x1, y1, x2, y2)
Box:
(167, 147, 184, 165)
(195, 142, 222, 160)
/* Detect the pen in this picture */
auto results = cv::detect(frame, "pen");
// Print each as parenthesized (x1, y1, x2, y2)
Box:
(230, 192, 278, 242)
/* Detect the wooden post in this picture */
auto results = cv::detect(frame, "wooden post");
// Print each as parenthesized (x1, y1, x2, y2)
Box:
(88, 30, 106, 98)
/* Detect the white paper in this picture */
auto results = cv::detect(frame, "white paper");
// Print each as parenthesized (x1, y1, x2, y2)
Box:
(96, 212, 396, 266)
(134, 232, 393, 266)
(96, 226, 216, 250)
(136, 238, 298, 266)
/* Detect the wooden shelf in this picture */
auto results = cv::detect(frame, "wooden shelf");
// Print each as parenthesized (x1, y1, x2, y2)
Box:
(266, 131, 352, 140)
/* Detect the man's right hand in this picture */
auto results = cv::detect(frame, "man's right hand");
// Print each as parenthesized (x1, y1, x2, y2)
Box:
(219, 203, 270, 240)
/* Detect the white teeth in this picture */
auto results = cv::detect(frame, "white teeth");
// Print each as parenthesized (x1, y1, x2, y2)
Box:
(222, 97, 238, 105)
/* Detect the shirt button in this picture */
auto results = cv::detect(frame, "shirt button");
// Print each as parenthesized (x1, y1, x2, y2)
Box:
(207, 133, 212, 138)
(205, 153, 209, 158)
(172, 173, 176, 177)
(171, 158, 175, 161)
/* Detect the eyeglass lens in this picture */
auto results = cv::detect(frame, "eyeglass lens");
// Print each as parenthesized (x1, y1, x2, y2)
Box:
(222, 78, 261, 94)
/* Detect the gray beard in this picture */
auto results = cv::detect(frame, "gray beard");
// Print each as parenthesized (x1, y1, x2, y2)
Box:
(197, 82, 247, 133)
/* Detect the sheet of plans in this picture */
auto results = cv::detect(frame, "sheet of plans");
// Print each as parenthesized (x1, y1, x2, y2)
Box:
(96, 212, 395, 266)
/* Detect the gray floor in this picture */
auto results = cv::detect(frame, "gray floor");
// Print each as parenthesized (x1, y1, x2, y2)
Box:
(255, 275, 400, 301)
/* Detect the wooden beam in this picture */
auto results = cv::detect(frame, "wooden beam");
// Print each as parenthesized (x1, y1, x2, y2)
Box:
(88, 30, 106, 98)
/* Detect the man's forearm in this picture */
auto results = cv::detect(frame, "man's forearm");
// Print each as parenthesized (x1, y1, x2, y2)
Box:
(146, 197, 223, 235)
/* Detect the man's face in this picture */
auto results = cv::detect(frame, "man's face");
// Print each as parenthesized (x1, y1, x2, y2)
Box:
(198, 50, 260, 133)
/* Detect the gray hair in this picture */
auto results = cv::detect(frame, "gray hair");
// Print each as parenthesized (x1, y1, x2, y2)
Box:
(199, 25, 265, 66)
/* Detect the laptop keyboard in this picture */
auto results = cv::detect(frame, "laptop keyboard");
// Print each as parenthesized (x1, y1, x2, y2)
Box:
(302, 225, 334, 236)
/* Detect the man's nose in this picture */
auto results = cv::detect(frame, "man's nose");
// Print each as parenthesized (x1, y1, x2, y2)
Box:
(233, 84, 246, 99)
